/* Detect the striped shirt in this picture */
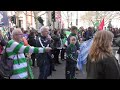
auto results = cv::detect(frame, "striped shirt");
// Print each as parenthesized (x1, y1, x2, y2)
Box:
(6, 40, 45, 79)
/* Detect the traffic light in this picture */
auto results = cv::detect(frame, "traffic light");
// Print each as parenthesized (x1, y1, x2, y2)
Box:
(76, 19, 78, 25)
(11, 15, 16, 24)
(51, 11, 55, 22)
(38, 17, 44, 25)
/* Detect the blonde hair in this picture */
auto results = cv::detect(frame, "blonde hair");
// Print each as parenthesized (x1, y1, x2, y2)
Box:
(89, 30, 114, 62)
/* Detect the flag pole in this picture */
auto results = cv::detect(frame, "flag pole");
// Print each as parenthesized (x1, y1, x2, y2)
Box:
(71, 12, 72, 27)
(67, 11, 69, 28)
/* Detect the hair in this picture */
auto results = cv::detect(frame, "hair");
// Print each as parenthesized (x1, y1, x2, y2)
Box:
(29, 30, 35, 36)
(21, 28, 24, 31)
(16, 26, 18, 28)
(71, 26, 77, 31)
(23, 31, 28, 34)
(12, 28, 22, 38)
(54, 30, 58, 35)
(38, 26, 49, 33)
(89, 30, 114, 62)
(10, 28, 14, 32)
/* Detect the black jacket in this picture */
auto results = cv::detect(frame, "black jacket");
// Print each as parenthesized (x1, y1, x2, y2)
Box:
(36, 35, 52, 66)
(86, 55, 120, 79)
(36, 35, 53, 76)
(52, 34, 61, 48)
(28, 35, 36, 47)
(66, 44, 78, 65)
(0, 36, 6, 46)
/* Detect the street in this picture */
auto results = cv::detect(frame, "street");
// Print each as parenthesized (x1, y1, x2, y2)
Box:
(1, 11, 120, 79)
(32, 47, 118, 79)
(32, 60, 86, 79)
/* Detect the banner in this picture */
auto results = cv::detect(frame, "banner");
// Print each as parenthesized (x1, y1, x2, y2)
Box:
(77, 38, 93, 71)
(94, 20, 99, 27)
(0, 11, 9, 27)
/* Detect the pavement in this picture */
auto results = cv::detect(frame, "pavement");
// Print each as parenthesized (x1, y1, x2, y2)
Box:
(32, 47, 118, 79)
(32, 60, 86, 79)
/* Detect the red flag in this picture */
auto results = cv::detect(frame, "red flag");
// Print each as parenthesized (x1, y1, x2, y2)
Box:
(98, 18, 104, 30)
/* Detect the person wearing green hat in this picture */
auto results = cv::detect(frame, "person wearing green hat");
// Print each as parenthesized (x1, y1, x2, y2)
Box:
(60, 29, 67, 61)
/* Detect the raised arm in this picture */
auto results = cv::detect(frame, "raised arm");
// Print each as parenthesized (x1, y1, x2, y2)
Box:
(6, 40, 51, 55)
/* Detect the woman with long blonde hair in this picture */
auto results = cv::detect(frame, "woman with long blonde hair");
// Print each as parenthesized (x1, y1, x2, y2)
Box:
(86, 30, 120, 79)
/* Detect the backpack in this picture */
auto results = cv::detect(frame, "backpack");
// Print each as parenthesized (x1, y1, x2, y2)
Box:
(0, 43, 16, 79)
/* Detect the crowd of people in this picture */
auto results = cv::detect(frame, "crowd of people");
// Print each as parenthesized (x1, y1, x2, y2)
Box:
(0, 25, 120, 79)
(0, 26, 70, 79)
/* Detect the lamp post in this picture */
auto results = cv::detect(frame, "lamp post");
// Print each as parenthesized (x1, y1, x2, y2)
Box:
(51, 11, 55, 30)
(67, 11, 69, 28)
(76, 11, 78, 27)
(71, 12, 72, 27)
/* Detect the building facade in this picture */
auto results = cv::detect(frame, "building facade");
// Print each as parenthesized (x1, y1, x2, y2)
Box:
(7, 11, 62, 30)
(7, 11, 36, 30)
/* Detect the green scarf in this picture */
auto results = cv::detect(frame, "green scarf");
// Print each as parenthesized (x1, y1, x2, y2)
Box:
(27, 58, 34, 79)
(69, 43, 75, 52)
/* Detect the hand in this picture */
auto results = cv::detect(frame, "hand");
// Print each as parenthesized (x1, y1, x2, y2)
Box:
(45, 47, 52, 52)
(26, 53, 31, 58)
(77, 50, 80, 54)
(64, 44, 67, 47)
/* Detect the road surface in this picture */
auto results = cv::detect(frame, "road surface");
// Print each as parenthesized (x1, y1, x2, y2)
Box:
(32, 47, 118, 79)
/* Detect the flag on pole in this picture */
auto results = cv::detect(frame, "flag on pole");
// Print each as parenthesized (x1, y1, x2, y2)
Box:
(94, 20, 99, 27)
(64, 31, 71, 46)
(65, 31, 71, 38)
(77, 38, 93, 71)
(98, 18, 104, 30)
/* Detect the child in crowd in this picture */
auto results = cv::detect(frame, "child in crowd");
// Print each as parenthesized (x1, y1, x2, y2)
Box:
(66, 36, 78, 79)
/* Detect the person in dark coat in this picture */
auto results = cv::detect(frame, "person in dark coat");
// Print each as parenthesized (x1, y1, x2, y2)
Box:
(36, 26, 53, 79)
(28, 30, 36, 67)
(52, 30, 62, 64)
(0, 30, 6, 54)
(0, 30, 7, 79)
(86, 30, 120, 79)
(60, 29, 67, 61)
(66, 36, 78, 79)
(67, 26, 80, 71)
